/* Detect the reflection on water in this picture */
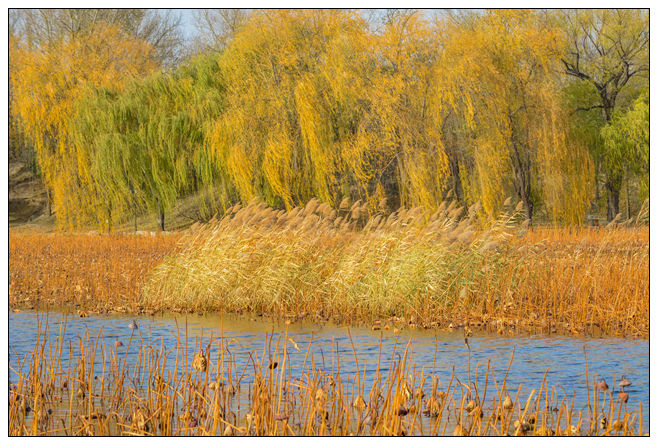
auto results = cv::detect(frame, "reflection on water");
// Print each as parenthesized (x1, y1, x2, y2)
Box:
(9, 309, 649, 428)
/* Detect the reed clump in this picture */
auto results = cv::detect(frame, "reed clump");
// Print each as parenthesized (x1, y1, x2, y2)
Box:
(8, 318, 645, 436)
(144, 200, 648, 338)
(8, 199, 648, 338)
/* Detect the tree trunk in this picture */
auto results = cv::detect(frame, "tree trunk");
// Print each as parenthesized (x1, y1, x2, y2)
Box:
(106, 206, 112, 234)
(509, 140, 533, 225)
(157, 200, 165, 231)
(605, 180, 620, 221)
(522, 195, 534, 226)
(130, 184, 137, 232)
(448, 155, 464, 204)
(626, 178, 631, 220)
(593, 163, 600, 204)
(46, 189, 52, 217)
(380, 155, 401, 212)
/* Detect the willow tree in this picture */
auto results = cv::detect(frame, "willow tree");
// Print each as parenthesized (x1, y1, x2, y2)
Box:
(71, 52, 231, 230)
(558, 9, 649, 220)
(12, 9, 184, 66)
(368, 10, 450, 211)
(10, 24, 157, 229)
(600, 93, 649, 217)
(210, 9, 452, 213)
(209, 10, 376, 209)
(434, 10, 591, 224)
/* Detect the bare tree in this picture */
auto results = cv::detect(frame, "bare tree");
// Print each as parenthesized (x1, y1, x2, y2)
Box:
(191, 9, 249, 52)
(11, 9, 184, 66)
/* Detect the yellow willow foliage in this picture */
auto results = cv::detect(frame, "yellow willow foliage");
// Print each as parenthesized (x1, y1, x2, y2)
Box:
(10, 24, 156, 229)
(210, 9, 450, 213)
(209, 10, 369, 209)
(263, 122, 297, 208)
(472, 133, 512, 218)
(434, 10, 588, 222)
(295, 74, 343, 206)
(538, 110, 594, 225)
(375, 11, 450, 210)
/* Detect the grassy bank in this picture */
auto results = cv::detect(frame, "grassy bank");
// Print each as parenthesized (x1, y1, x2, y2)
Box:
(9, 200, 649, 338)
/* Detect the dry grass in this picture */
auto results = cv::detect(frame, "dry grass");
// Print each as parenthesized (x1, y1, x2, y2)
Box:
(8, 318, 645, 436)
(9, 199, 648, 338)
(9, 232, 180, 314)
(502, 226, 649, 337)
(145, 200, 648, 338)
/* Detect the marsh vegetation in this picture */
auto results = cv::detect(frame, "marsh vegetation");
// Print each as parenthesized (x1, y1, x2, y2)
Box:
(8, 314, 647, 436)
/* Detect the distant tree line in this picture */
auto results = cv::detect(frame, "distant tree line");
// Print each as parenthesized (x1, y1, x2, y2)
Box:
(9, 9, 648, 230)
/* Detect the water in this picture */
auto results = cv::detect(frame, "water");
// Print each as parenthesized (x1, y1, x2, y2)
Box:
(9, 310, 649, 430)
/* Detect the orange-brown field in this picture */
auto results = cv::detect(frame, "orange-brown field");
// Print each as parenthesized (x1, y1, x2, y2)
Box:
(9, 232, 180, 314)
(8, 202, 649, 338)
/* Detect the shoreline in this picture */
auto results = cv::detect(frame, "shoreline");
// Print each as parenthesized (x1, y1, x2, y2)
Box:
(9, 303, 647, 341)
(9, 211, 649, 340)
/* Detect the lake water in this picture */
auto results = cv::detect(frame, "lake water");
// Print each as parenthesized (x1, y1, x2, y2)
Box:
(9, 309, 649, 432)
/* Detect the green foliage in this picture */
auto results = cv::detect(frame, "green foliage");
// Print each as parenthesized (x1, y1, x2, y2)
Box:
(601, 93, 649, 199)
(70, 52, 236, 229)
